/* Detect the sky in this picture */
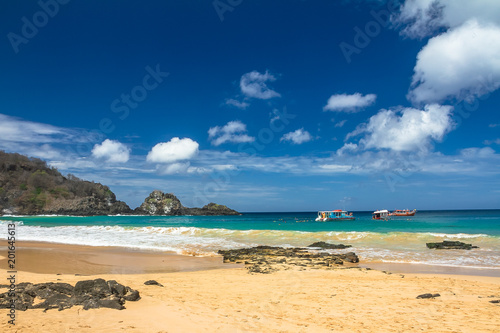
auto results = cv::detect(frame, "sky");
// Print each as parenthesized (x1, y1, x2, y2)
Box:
(1, 0, 499, 212)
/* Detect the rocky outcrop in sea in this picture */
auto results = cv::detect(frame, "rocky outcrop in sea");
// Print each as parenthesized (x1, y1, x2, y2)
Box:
(134, 190, 240, 216)
(426, 241, 479, 250)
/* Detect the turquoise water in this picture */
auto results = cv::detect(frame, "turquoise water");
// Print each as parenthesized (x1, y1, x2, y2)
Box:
(2, 210, 500, 270)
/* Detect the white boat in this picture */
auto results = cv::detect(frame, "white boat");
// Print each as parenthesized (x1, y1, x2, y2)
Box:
(372, 210, 390, 220)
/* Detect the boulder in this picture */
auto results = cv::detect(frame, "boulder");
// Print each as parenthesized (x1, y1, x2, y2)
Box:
(416, 293, 440, 299)
(144, 280, 164, 287)
(307, 242, 352, 249)
(426, 241, 478, 250)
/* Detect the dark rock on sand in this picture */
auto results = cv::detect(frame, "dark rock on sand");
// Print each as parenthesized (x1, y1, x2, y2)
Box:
(416, 293, 441, 299)
(144, 280, 164, 287)
(0, 279, 140, 311)
(426, 241, 479, 250)
(489, 300, 500, 304)
(218, 245, 359, 274)
(307, 241, 352, 249)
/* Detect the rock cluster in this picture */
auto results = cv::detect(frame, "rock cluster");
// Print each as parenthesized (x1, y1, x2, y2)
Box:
(426, 241, 479, 250)
(218, 245, 359, 274)
(134, 190, 240, 216)
(0, 279, 140, 311)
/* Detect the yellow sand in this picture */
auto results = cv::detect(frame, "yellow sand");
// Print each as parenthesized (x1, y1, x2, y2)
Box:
(1, 243, 499, 332)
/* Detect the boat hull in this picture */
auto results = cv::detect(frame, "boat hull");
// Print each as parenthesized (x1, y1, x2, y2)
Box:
(389, 210, 416, 217)
(315, 217, 355, 221)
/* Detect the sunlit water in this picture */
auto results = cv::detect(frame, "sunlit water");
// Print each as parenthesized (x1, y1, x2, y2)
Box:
(2, 210, 500, 270)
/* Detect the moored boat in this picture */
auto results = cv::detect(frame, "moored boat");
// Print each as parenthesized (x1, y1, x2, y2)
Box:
(389, 209, 417, 217)
(372, 209, 390, 220)
(315, 210, 355, 221)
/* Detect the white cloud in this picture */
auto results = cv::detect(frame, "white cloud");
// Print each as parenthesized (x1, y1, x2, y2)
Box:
(394, 0, 500, 39)
(280, 128, 313, 144)
(323, 93, 376, 112)
(334, 120, 348, 128)
(336, 143, 358, 156)
(0, 113, 73, 144)
(489, 123, 500, 128)
(91, 139, 130, 163)
(350, 104, 454, 152)
(240, 71, 281, 99)
(483, 138, 500, 145)
(159, 162, 191, 175)
(147, 137, 199, 163)
(225, 99, 250, 109)
(408, 19, 500, 104)
(460, 147, 496, 158)
(208, 120, 255, 146)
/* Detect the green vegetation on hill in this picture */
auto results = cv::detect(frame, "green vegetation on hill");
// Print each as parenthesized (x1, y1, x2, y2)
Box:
(0, 151, 131, 215)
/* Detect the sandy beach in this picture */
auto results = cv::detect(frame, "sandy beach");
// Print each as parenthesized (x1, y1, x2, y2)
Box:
(1, 242, 500, 333)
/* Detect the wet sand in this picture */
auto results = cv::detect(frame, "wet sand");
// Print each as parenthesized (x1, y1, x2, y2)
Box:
(0, 241, 241, 275)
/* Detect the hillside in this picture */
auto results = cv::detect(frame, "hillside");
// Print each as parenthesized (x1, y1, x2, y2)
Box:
(0, 151, 131, 215)
(0, 151, 240, 216)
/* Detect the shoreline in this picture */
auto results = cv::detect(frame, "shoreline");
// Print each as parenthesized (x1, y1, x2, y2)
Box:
(0, 241, 242, 275)
(1, 240, 499, 277)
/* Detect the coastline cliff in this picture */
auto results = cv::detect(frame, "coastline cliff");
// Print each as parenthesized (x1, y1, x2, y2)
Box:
(0, 151, 239, 216)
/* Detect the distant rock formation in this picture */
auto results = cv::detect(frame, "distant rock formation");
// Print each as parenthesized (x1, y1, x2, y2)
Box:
(135, 190, 185, 215)
(135, 190, 239, 216)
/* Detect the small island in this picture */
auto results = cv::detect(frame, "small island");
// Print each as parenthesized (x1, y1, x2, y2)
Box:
(0, 151, 239, 216)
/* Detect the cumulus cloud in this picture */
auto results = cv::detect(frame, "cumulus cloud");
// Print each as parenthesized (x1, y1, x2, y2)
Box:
(92, 139, 130, 163)
(323, 93, 376, 112)
(394, 0, 500, 39)
(408, 19, 500, 104)
(208, 120, 255, 146)
(225, 98, 250, 109)
(349, 104, 454, 152)
(336, 143, 358, 156)
(147, 137, 199, 163)
(240, 71, 281, 99)
(280, 128, 313, 144)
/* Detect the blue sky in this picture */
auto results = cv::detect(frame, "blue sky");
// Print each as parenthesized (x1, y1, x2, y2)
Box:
(1, 0, 499, 211)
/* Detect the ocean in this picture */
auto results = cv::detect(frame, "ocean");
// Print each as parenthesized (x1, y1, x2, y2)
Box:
(2, 210, 500, 271)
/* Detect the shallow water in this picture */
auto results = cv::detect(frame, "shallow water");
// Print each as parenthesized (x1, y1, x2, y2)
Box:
(2, 210, 500, 270)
